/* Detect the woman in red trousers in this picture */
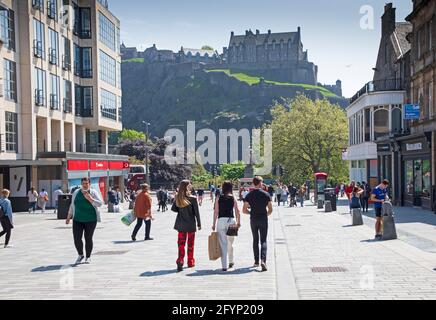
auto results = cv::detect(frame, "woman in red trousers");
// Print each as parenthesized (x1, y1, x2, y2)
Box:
(171, 180, 202, 272)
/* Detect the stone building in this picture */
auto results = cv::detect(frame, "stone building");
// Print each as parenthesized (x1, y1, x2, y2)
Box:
(120, 42, 138, 60)
(142, 44, 175, 63)
(176, 47, 220, 64)
(224, 28, 318, 85)
(398, 0, 436, 209)
(345, 3, 411, 203)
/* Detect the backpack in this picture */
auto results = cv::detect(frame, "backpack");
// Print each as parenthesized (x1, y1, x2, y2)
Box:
(350, 195, 361, 209)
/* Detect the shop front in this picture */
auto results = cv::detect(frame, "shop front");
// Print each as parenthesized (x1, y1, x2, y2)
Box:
(399, 134, 432, 209)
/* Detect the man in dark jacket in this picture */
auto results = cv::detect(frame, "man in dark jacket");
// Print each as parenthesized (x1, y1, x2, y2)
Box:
(288, 184, 297, 207)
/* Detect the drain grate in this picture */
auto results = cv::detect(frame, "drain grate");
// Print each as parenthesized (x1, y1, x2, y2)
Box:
(93, 250, 129, 256)
(311, 267, 348, 273)
(286, 224, 302, 227)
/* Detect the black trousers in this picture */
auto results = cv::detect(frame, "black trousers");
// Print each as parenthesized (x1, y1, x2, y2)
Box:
(132, 218, 151, 239)
(250, 218, 268, 263)
(276, 195, 281, 206)
(361, 197, 369, 212)
(0, 217, 12, 246)
(73, 221, 97, 258)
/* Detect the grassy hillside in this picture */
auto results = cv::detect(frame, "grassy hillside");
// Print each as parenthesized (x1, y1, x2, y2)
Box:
(205, 69, 338, 98)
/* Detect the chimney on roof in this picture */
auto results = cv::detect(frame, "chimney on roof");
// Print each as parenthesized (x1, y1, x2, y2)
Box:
(231, 31, 234, 37)
(382, 3, 396, 36)
(268, 29, 271, 35)
(245, 30, 249, 36)
(297, 26, 301, 34)
(256, 29, 260, 35)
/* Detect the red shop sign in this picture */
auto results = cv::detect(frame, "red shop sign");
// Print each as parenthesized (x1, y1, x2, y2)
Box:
(123, 161, 130, 169)
(67, 160, 89, 171)
(90, 160, 108, 171)
(109, 161, 125, 170)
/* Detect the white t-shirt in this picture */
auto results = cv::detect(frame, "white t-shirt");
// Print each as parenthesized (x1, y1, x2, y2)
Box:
(39, 191, 48, 201)
(27, 191, 38, 203)
(53, 189, 64, 201)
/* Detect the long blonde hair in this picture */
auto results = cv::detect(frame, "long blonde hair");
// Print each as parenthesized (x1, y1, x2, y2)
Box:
(176, 180, 192, 208)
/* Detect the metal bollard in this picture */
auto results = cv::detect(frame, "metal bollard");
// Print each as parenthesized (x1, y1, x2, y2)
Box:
(317, 200, 324, 209)
(351, 208, 363, 226)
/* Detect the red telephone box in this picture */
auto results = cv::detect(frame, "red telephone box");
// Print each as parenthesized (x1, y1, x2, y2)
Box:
(315, 172, 328, 202)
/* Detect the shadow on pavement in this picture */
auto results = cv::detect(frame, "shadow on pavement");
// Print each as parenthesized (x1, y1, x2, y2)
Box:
(186, 267, 257, 277)
(112, 240, 145, 244)
(31, 265, 75, 272)
(140, 270, 179, 277)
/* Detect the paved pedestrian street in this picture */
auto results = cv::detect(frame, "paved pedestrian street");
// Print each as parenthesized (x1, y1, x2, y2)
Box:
(1, 197, 436, 300)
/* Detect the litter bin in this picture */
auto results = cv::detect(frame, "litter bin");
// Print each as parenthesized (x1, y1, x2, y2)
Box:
(58, 194, 72, 220)
(324, 188, 337, 211)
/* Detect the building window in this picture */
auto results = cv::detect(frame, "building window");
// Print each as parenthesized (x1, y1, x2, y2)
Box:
(99, 50, 116, 86)
(391, 108, 402, 134)
(34, 67, 46, 106)
(116, 27, 120, 54)
(62, 36, 71, 70)
(99, 12, 116, 51)
(429, 19, 433, 51)
(100, 88, 117, 120)
(373, 109, 389, 140)
(75, 85, 93, 117)
(364, 109, 371, 141)
(117, 61, 122, 88)
(49, 74, 60, 110)
(63, 80, 72, 113)
(47, 0, 57, 20)
(3, 59, 17, 102)
(73, 6, 91, 39)
(33, 19, 45, 59)
(74, 45, 92, 78)
(117, 95, 122, 122)
(4, 112, 18, 153)
(405, 160, 413, 195)
(49, 28, 59, 65)
(32, 0, 44, 12)
(422, 159, 431, 197)
(0, 6, 15, 51)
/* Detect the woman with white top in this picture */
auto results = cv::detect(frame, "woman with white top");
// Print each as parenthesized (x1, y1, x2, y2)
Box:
(212, 181, 241, 272)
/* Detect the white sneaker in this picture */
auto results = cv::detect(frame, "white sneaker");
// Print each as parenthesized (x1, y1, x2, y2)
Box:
(85, 257, 91, 264)
(74, 255, 84, 265)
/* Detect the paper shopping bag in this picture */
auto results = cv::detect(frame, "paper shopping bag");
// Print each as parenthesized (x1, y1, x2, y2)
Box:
(208, 232, 221, 261)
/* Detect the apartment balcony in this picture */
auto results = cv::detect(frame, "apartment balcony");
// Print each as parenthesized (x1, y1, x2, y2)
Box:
(62, 55, 71, 71)
(350, 78, 404, 105)
(63, 98, 72, 114)
(47, 1, 57, 20)
(49, 94, 60, 110)
(32, 0, 43, 11)
(48, 49, 58, 65)
(75, 106, 94, 118)
(33, 40, 44, 59)
(34, 89, 45, 106)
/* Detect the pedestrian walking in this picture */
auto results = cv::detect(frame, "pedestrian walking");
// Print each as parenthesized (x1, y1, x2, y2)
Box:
(242, 177, 273, 272)
(281, 186, 288, 206)
(0, 189, 14, 248)
(197, 188, 204, 206)
(340, 183, 345, 198)
(360, 182, 371, 212)
(210, 184, 215, 202)
(371, 180, 390, 241)
(288, 184, 297, 207)
(27, 187, 38, 214)
(345, 181, 355, 201)
(212, 181, 241, 272)
(276, 184, 283, 206)
(171, 180, 202, 272)
(53, 187, 64, 215)
(162, 189, 169, 212)
(107, 187, 117, 213)
(267, 185, 274, 199)
(66, 177, 103, 265)
(131, 183, 154, 241)
(38, 189, 49, 214)
(297, 186, 306, 207)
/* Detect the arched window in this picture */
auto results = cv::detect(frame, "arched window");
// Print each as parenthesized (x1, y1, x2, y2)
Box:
(391, 107, 402, 134)
(374, 109, 389, 139)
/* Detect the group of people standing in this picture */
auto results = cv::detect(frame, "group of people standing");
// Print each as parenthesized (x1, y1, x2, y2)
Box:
(266, 183, 306, 208)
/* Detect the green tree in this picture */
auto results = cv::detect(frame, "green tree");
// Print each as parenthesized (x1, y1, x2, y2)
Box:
(266, 95, 349, 185)
(118, 129, 146, 143)
(201, 45, 214, 50)
(219, 162, 246, 182)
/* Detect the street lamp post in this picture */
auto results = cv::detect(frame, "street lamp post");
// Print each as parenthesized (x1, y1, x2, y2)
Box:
(142, 121, 151, 185)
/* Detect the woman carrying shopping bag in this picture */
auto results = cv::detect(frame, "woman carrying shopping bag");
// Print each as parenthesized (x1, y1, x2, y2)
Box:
(212, 181, 241, 272)
(131, 184, 153, 241)
(171, 180, 201, 272)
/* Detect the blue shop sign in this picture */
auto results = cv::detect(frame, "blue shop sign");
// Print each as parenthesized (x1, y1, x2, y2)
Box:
(403, 104, 420, 120)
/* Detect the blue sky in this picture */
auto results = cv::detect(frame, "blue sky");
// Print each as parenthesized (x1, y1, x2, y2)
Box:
(109, 0, 412, 97)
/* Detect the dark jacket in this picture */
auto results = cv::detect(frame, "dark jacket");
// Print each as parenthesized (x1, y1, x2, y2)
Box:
(171, 196, 201, 233)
